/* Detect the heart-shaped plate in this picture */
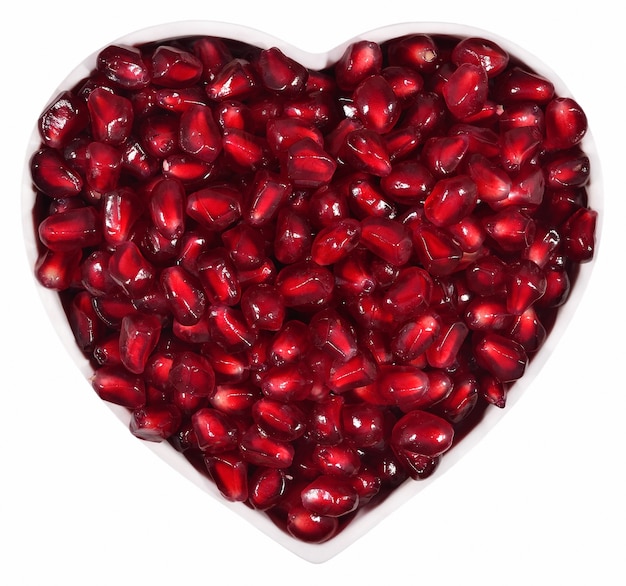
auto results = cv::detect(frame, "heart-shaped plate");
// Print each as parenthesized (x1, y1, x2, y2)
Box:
(22, 21, 601, 563)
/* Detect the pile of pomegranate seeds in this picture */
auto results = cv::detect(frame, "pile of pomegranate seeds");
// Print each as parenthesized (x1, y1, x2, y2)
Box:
(31, 32, 597, 544)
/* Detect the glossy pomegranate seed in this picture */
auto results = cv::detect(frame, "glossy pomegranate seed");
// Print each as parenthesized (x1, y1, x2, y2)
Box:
(452, 37, 509, 77)
(282, 138, 337, 188)
(380, 160, 435, 205)
(328, 351, 377, 393)
(275, 262, 334, 310)
(178, 104, 222, 163)
(341, 128, 392, 177)
(443, 62, 489, 119)
(309, 308, 358, 362)
(412, 223, 463, 276)
(38, 206, 101, 252)
(130, 403, 182, 442)
(310, 218, 361, 266)
(35, 247, 81, 291)
(425, 319, 469, 369)
(353, 75, 400, 134)
(391, 409, 454, 461)
(38, 91, 89, 149)
(239, 424, 295, 468)
(186, 185, 242, 231)
(360, 216, 413, 266)
(300, 475, 359, 517)
(118, 313, 162, 374)
(97, 44, 151, 89)
(347, 174, 397, 219)
(377, 365, 431, 412)
(248, 467, 289, 510)
(474, 332, 528, 382)
(31, 147, 83, 198)
(544, 97, 588, 150)
(286, 505, 339, 543)
(387, 34, 440, 74)
(424, 175, 478, 227)
(151, 45, 203, 87)
(191, 407, 238, 453)
(562, 207, 597, 262)
(494, 66, 555, 104)
(257, 47, 308, 95)
(269, 320, 311, 366)
(87, 87, 134, 145)
(158, 265, 206, 326)
(91, 365, 146, 408)
(206, 58, 258, 101)
(391, 312, 441, 361)
(334, 40, 382, 90)
(483, 208, 536, 252)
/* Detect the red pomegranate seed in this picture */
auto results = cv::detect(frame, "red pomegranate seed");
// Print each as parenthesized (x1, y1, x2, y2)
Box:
(186, 185, 242, 231)
(360, 216, 413, 266)
(178, 104, 222, 163)
(160, 265, 207, 326)
(130, 403, 182, 442)
(451, 37, 509, 77)
(544, 96, 588, 150)
(275, 261, 334, 310)
(91, 365, 146, 408)
(387, 34, 440, 74)
(269, 320, 311, 366)
(257, 47, 308, 95)
(380, 160, 435, 205)
(494, 66, 555, 104)
(506, 260, 548, 315)
(151, 45, 203, 88)
(424, 175, 478, 227)
(205, 451, 249, 502)
(442, 62, 489, 119)
(412, 223, 463, 276)
(342, 128, 392, 177)
(35, 247, 81, 291)
(206, 58, 258, 101)
(252, 398, 306, 442)
(286, 505, 339, 543)
(282, 138, 337, 188)
(239, 424, 295, 468)
(300, 475, 359, 517)
(334, 40, 382, 90)
(391, 312, 441, 361)
(474, 332, 528, 382)
(30, 32, 598, 545)
(31, 147, 83, 198)
(353, 74, 400, 134)
(119, 313, 162, 374)
(97, 44, 151, 89)
(191, 407, 238, 453)
(38, 91, 89, 150)
(248, 467, 289, 510)
(87, 87, 134, 144)
(391, 410, 454, 459)
(38, 206, 102, 252)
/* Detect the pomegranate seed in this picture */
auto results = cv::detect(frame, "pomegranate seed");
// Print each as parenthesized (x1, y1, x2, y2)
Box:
(474, 332, 528, 382)
(353, 75, 400, 134)
(341, 128, 392, 177)
(360, 217, 413, 266)
(275, 262, 334, 310)
(282, 138, 337, 188)
(186, 185, 242, 231)
(387, 34, 440, 74)
(424, 175, 478, 227)
(130, 404, 182, 442)
(377, 365, 431, 412)
(334, 40, 382, 90)
(310, 218, 361, 266)
(31, 147, 83, 198)
(151, 45, 203, 87)
(38, 91, 89, 149)
(97, 44, 151, 89)
(160, 265, 207, 326)
(245, 170, 292, 226)
(347, 174, 397, 219)
(309, 308, 358, 362)
(140, 114, 179, 157)
(87, 87, 134, 144)
(544, 97, 588, 150)
(301, 475, 359, 517)
(286, 505, 339, 543)
(178, 104, 222, 163)
(562, 207, 597, 262)
(412, 223, 463, 276)
(257, 47, 308, 95)
(443, 63, 489, 119)
(380, 160, 435, 205)
(206, 58, 258, 101)
(239, 424, 295, 468)
(119, 313, 162, 374)
(252, 398, 306, 442)
(191, 407, 238, 453)
(248, 467, 289, 510)
(91, 365, 146, 408)
(205, 452, 249, 502)
(391, 312, 441, 361)
(494, 66, 555, 104)
(328, 351, 377, 393)
(38, 206, 102, 252)
(466, 153, 511, 203)
(425, 319, 469, 369)
(391, 409, 454, 459)
(35, 247, 81, 291)
(269, 320, 311, 366)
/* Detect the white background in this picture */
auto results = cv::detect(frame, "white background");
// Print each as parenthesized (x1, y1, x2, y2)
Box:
(2, 1, 624, 584)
